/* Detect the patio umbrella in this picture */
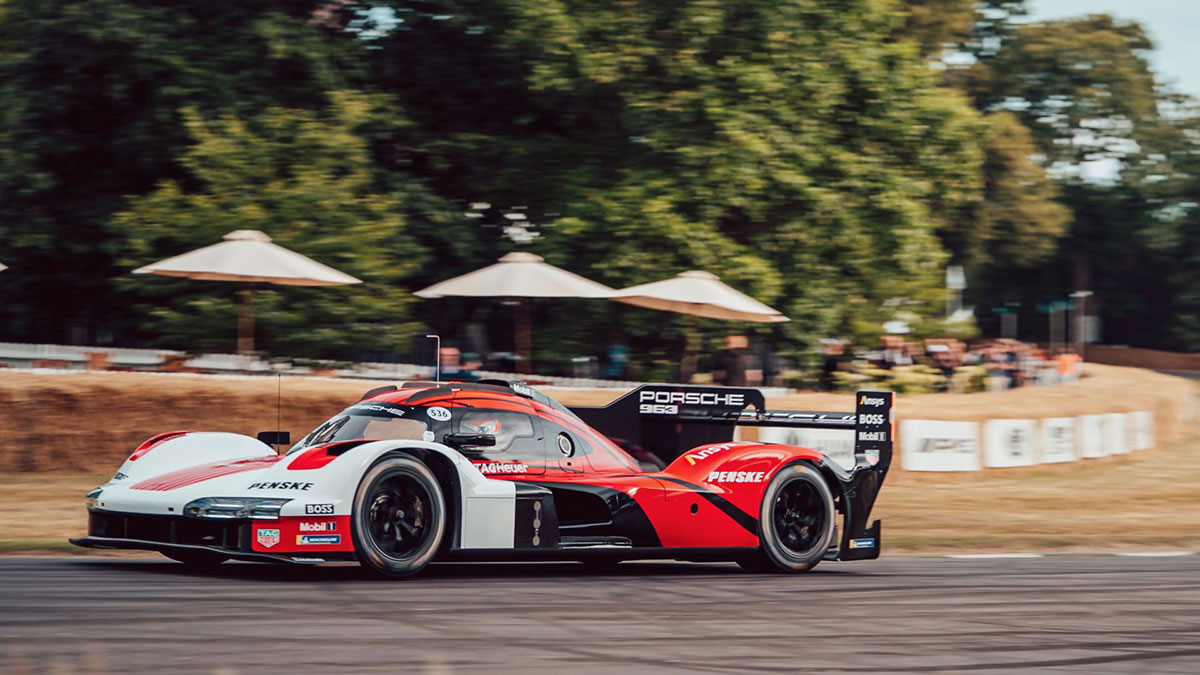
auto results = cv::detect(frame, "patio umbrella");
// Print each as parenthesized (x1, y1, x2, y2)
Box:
(415, 252, 614, 374)
(133, 229, 361, 358)
(609, 270, 788, 382)
(609, 270, 789, 323)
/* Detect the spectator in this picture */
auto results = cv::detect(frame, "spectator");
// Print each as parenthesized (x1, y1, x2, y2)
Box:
(713, 335, 748, 387)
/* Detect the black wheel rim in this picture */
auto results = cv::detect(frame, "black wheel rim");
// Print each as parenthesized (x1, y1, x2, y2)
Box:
(366, 474, 432, 560)
(772, 478, 826, 557)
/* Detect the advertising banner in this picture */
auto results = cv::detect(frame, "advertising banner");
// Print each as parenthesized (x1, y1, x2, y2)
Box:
(1103, 413, 1128, 455)
(756, 426, 856, 471)
(1078, 414, 1106, 458)
(983, 419, 1038, 468)
(1040, 417, 1077, 464)
(900, 420, 981, 472)
(1128, 411, 1154, 451)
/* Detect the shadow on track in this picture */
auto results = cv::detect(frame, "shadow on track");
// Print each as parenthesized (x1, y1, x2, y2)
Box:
(68, 556, 849, 583)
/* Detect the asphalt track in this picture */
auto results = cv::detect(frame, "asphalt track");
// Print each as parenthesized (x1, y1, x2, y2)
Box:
(2, 555, 1199, 674)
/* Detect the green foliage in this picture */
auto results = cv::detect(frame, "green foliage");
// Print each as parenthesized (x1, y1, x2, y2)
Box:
(114, 95, 433, 357)
(361, 0, 990, 359)
(0, 0, 357, 343)
(942, 111, 1071, 268)
(962, 14, 1160, 171)
(7, 0, 1199, 366)
(901, 0, 976, 57)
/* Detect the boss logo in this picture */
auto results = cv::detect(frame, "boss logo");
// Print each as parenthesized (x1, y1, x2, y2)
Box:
(858, 413, 887, 425)
(305, 503, 335, 515)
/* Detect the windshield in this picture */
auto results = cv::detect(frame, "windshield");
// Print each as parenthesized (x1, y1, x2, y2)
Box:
(288, 402, 430, 454)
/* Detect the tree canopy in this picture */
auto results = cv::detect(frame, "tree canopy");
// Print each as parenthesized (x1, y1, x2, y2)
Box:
(2, 0, 1200, 371)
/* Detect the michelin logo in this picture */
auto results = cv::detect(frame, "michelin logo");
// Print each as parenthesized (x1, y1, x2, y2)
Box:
(297, 534, 341, 545)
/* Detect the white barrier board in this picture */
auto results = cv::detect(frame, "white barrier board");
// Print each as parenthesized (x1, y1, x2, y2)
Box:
(984, 419, 1038, 468)
(755, 426, 856, 471)
(1040, 417, 1077, 464)
(901, 420, 981, 472)
(1129, 411, 1154, 451)
(1078, 414, 1106, 458)
(1103, 413, 1128, 455)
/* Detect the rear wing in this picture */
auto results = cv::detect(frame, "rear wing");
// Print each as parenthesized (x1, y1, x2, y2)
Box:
(569, 384, 894, 468)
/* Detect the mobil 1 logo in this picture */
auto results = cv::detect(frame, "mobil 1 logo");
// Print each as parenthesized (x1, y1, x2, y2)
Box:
(855, 391, 893, 448)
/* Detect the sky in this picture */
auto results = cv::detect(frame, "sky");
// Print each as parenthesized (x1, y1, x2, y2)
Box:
(1026, 0, 1200, 99)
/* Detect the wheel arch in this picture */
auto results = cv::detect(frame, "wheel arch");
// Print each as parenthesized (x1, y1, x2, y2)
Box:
(359, 447, 462, 555)
(797, 457, 849, 530)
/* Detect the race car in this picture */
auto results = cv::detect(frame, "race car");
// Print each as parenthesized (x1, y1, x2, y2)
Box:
(71, 381, 894, 577)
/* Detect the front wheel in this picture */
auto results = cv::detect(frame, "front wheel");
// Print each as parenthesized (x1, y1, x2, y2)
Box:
(352, 455, 447, 579)
(741, 463, 835, 573)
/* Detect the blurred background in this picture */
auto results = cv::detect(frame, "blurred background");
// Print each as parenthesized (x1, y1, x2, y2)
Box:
(1, 0, 1199, 389)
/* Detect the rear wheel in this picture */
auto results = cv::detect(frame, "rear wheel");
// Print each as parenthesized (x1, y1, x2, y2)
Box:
(352, 455, 446, 579)
(740, 463, 835, 573)
(163, 549, 228, 567)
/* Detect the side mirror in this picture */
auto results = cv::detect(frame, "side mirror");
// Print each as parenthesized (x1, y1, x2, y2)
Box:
(257, 431, 291, 447)
(443, 433, 496, 452)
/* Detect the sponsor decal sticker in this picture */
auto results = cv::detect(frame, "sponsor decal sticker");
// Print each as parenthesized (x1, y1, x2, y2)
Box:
(475, 462, 529, 475)
(510, 382, 535, 397)
(859, 395, 886, 407)
(297, 534, 341, 545)
(638, 390, 745, 415)
(707, 470, 766, 483)
(683, 443, 737, 466)
(299, 521, 336, 532)
(248, 481, 313, 491)
(864, 449, 881, 465)
(349, 403, 406, 417)
(305, 503, 335, 515)
(426, 406, 452, 422)
(849, 538, 875, 549)
(256, 528, 280, 548)
(111, 472, 129, 481)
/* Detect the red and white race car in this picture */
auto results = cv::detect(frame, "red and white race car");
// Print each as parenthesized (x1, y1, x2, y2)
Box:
(72, 381, 894, 577)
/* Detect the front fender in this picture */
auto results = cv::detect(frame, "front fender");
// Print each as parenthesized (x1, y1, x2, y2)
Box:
(112, 431, 275, 485)
(276, 441, 516, 550)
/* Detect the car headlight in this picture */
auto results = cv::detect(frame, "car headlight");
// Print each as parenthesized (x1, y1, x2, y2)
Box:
(85, 488, 102, 511)
(184, 497, 292, 520)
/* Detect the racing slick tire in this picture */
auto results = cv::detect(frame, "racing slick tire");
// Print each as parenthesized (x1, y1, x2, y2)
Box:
(163, 549, 228, 567)
(739, 463, 835, 574)
(352, 454, 447, 579)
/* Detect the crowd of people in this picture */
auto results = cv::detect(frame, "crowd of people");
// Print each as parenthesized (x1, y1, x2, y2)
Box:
(822, 336, 1083, 393)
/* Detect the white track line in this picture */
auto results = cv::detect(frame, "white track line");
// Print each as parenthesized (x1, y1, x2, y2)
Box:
(1114, 551, 1196, 557)
(946, 553, 1044, 559)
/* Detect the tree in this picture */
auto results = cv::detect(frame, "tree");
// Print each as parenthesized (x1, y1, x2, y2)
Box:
(962, 14, 1160, 172)
(351, 0, 991, 361)
(0, 0, 356, 344)
(941, 111, 1070, 269)
(114, 94, 434, 357)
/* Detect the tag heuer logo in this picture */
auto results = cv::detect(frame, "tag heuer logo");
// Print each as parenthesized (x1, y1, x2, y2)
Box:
(256, 528, 280, 549)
